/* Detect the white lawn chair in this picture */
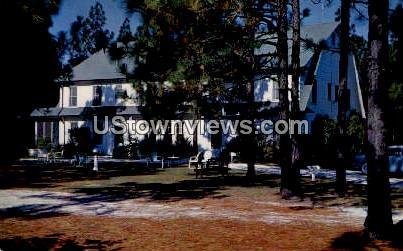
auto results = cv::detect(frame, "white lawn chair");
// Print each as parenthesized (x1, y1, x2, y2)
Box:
(37, 149, 49, 164)
(188, 151, 204, 170)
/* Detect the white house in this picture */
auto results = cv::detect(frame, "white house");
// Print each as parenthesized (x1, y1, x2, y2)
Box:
(31, 22, 365, 155)
(31, 50, 142, 155)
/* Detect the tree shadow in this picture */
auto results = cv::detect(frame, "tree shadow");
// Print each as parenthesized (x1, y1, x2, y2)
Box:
(0, 234, 121, 251)
(331, 231, 372, 251)
(0, 163, 162, 189)
(331, 220, 403, 250)
(301, 178, 368, 207)
(72, 172, 281, 202)
(0, 171, 283, 219)
(0, 204, 70, 220)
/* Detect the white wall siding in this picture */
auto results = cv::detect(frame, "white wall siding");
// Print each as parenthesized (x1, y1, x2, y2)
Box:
(308, 50, 340, 120)
(306, 51, 365, 121)
(60, 82, 138, 108)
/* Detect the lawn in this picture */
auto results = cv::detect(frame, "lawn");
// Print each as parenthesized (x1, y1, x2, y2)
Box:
(0, 164, 402, 250)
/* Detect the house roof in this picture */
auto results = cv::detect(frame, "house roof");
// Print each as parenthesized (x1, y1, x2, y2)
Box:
(70, 50, 127, 82)
(31, 107, 62, 118)
(255, 22, 340, 67)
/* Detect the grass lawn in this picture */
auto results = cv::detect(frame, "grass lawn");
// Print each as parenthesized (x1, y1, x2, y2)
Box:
(0, 164, 402, 250)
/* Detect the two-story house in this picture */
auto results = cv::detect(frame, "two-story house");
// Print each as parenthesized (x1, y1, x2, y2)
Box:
(31, 22, 365, 155)
(31, 49, 142, 155)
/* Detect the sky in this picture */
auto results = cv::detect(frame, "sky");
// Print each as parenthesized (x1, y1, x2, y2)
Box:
(49, 0, 141, 36)
(49, 0, 402, 38)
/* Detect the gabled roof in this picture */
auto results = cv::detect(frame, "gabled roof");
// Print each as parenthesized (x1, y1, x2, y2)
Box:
(255, 22, 340, 67)
(70, 50, 126, 82)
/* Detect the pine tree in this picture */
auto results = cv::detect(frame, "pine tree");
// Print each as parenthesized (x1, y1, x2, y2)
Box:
(67, 2, 114, 66)
(117, 18, 134, 44)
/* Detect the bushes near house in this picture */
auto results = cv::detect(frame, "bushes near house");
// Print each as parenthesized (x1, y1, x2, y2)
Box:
(306, 113, 365, 168)
(112, 135, 194, 159)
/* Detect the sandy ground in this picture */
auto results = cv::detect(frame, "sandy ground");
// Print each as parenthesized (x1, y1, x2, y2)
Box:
(0, 165, 402, 250)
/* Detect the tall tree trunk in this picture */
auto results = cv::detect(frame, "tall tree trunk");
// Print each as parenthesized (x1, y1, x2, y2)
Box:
(336, 0, 351, 196)
(245, 79, 256, 179)
(277, 0, 293, 198)
(365, 0, 393, 238)
(245, 1, 257, 179)
(290, 0, 302, 196)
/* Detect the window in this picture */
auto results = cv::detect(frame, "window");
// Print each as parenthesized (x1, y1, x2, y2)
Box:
(327, 83, 332, 101)
(312, 79, 317, 104)
(37, 122, 43, 139)
(272, 81, 279, 101)
(36, 122, 52, 142)
(115, 84, 127, 100)
(70, 122, 78, 130)
(92, 86, 102, 106)
(335, 85, 339, 102)
(69, 86, 77, 106)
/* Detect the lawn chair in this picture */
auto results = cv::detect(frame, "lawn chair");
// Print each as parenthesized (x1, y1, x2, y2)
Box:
(188, 151, 204, 170)
(37, 149, 49, 164)
(189, 150, 219, 178)
(48, 151, 63, 164)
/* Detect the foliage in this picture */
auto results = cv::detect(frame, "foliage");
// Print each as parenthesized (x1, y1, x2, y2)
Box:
(388, 4, 403, 143)
(117, 18, 134, 44)
(58, 2, 114, 69)
(308, 115, 338, 166)
(346, 111, 365, 154)
(113, 134, 194, 158)
(113, 137, 141, 159)
(69, 127, 92, 155)
(114, 0, 278, 119)
(225, 134, 278, 163)
(3, 0, 61, 160)
(36, 138, 52, 152)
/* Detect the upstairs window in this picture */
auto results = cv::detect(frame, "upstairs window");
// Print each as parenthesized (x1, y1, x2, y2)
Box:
(312, 79, 317, 104)
(69, 86, 77, 107)
(327, 83, 332, 101)
(92, 86, 102, 106)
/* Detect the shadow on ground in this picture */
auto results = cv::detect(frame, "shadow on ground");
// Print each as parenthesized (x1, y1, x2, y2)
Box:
(0, 234, 121, 251)
(0, 172, 281, 219)
(0, 164, 401, 220)
(0, 163, 162, 189)
(330, 220, 403, 250)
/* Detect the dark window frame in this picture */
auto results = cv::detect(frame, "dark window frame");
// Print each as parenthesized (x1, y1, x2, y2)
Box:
(327, 83, 332, 101)
(92, 86, 102, 106)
